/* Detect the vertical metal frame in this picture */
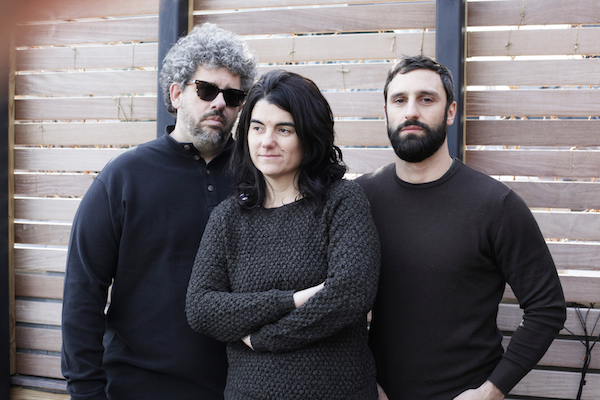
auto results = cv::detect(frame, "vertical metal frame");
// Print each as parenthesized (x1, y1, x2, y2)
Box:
(436, 0, 466, 161)
(157, 0, 191, 137)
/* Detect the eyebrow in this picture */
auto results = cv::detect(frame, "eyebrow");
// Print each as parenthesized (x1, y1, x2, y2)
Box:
(250, 118, 295, 128)
(390, 90, 440, 98)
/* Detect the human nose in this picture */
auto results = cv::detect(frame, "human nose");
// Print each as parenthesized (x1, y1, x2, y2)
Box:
(405, 99, 420, 121)
(261, 130, 276, 148)
(210, 92, 227, 110)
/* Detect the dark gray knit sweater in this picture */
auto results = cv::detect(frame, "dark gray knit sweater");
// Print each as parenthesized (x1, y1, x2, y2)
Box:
(186, 179, 380, 400)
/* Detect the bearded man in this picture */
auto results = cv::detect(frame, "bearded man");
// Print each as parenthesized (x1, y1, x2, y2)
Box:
(356, 55, 565, 400)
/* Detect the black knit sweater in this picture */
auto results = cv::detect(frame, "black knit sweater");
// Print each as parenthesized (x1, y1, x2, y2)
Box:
(186, 179, 380, 400)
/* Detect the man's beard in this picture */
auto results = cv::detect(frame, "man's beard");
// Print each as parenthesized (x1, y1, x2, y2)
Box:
(184, 109, 232, 152)
(387, 116, 447, 163)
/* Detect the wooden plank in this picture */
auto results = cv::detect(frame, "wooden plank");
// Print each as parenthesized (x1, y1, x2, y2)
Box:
(15, 223, 72, 247)
(468, 0, 600, 26)
(504, 181, 600, 210)
(547, 242, 600, 272)
(15, 121, 156, 146)
(15, 327, 62, 353)
(16, 353, 63, 380)
(466, 89, 600, 117)
(16, 43, 158, 71)
(15, 148, 125, 173)
(15, 198, 81, 222)
(11, 376, 67, 392)
(467, 59, 600, 87)
(16, 16, 159, 47)
(341, 148, 396, 174)
(15, 70, 157, 96)
(258, 63, 391, 91)
(14, 96, 157, 121)
(19, 0, 159, 22)
(15, 173, 96, 197)
(504, 275, 600, 305)
(247, 31, 436, 63)
(510, 369, 599, 399)
(466, 119, 600, 147)
(15, 273, 64, 300)
(15, 247, 68, 273)
(195, 0, 421, 10)
(467, 27, 600, 57)
(195, 3, 436, 36)
(15, 300, 62, 326)
(502, 337, 600, 370)
(498, 303, 600, 339)
(465, 149, 600, 179)
(11, 386, 68, 400)
(334, 120, 388, 147)
(324, 91, 383, 118)
(534, 210, 600, 241)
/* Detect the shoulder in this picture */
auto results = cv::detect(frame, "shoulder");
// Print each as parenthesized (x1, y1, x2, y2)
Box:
(355, 163, 395, 191)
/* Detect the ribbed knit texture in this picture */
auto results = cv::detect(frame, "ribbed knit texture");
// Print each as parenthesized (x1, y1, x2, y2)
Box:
(186, 179, 380, 400)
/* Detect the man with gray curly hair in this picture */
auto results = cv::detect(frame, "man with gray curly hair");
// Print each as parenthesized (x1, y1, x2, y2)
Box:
(62, 23, 257, 400)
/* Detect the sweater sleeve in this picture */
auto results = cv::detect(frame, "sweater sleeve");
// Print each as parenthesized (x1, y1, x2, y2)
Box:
(487, 190, 566, 394)
(250, 182, 381, 353)
(61, 179, 119, 400)
(185, 205, 297, 342)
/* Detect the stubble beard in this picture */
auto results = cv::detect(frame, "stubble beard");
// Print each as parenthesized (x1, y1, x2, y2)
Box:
(387, 113, 448, 163)
(184, 109, 233, 153)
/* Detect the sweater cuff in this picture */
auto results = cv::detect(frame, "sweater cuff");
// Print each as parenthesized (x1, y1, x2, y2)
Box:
(487, 356, 529, 395)
(251, 290, 296, 353)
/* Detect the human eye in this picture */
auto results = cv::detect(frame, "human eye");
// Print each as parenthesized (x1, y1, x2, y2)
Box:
(249, 123, 264, 133)
(393, 97, 405, 104)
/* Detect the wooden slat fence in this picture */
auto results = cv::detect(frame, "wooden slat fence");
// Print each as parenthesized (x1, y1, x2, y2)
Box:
(8, 0, 600, 399)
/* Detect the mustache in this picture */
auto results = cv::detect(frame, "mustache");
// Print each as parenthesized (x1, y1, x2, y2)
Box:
(394, 120, 430, 134)
(202, 109, 227, 123)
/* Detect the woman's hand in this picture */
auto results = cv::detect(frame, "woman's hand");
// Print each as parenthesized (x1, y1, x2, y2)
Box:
(293, 282, 325, 308)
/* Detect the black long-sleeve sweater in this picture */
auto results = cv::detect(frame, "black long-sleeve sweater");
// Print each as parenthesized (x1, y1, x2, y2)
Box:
(186, 179, 380, 400)
(356, 161, 566, 399)
(61, 132, 233, 400)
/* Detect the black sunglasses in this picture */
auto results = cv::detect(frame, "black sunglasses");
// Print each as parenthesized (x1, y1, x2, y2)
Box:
(188, 80, 246, 107)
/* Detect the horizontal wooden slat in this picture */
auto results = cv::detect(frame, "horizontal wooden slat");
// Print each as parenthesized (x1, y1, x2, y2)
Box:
(502, 337, 600, 370)
(258, 63, 391, 91)
(16, 121, 156, 146)
(15, 223, 72, 247)
(466, 119, 600, 147)
(504, 181, 600, 210)
(15, 173, 96, 197)
(195, 0, 420, 10)
(534, 210, 600, 241)
(548, 242, 600, 271)
(325, 91, 383, 118)
(498, 303, 599, 338)
(467, 59, 600, 87)
(247, 31, 435, 63)
(16, 353, 63, 380)
(341, 148, 395, 174)
(15, 300, 62, 326)
(504, 275, 600, 304)
(11, 386, 68, 400)
(15, 198, 81, 222)
(16, 327, 62, 353)
(15, 148, 125, 173)
(16, 16, 158, 47)
(15, 96, 157, 121)
(16, 273, 64, 300)
(16, 70, 157, 96)
(196, 2, 436, 36)
(16, 43, 158, 71)
(510, 369, 599, 399)
(15, 247, 68, 273)
(467, 27, 600, 57)
(468, 0, 600, 26)
(334, 120, 388, 147)
(466, 89, 600, 117)
(465, 149, 600, 178)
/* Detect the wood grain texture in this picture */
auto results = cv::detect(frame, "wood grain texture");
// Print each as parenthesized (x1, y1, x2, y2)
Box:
(502, 337, 600, 369)
(15, 148, 126, 173)
(15, 198, 81, 222)
(509, 369, 599, 399)
(547, 242, 600, 271)
(341, 148, 395, 174)
(195, 0, 420, 10)
(467, 27, 600, 58)
(17, 0, 159, 22)
(334, 120, 388, 147)
(15, 247, 68, 273)
(195, 2, 436, 35)
(16, 326, 62, 353)
(533, 210, 600, 241)
(15, 300, 62, 326)
(11, 386, 68, 400)
(15, 273, 64, 300)
(15, 173, 96, 197)
(15, 223, 72, 247)
(466, 89, 600, 117)
(504, 275, 600, 304)
(324, 91, 383, 118)
(504, 181, 600, 210)
(466, 119, 600, 147)
(16, 353, 63, 380)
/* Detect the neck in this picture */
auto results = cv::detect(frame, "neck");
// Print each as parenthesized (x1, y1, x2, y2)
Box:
(169, 125, 225, 164)
(263, 176, 301, 208)
(394, 145, 454, 184)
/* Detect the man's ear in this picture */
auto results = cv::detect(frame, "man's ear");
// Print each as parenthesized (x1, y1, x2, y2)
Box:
(170, 82, 183, 110)
(446, 101, 457, 126)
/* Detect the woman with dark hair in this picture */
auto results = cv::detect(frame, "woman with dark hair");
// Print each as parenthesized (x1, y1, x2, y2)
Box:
(186, 70, 380, 400)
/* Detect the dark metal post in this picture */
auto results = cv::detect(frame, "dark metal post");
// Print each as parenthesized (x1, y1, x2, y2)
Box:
(157, 0, 190, 137)
(436, 0, 466, 161)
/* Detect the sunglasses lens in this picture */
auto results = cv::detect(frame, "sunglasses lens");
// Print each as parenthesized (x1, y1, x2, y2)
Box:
(197, 83, 220, 102)
(223, 90, 246, 107)
(195, 81, 246, 107)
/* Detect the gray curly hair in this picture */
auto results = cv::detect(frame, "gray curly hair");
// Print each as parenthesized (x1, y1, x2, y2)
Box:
(159, 23, 257, 116)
